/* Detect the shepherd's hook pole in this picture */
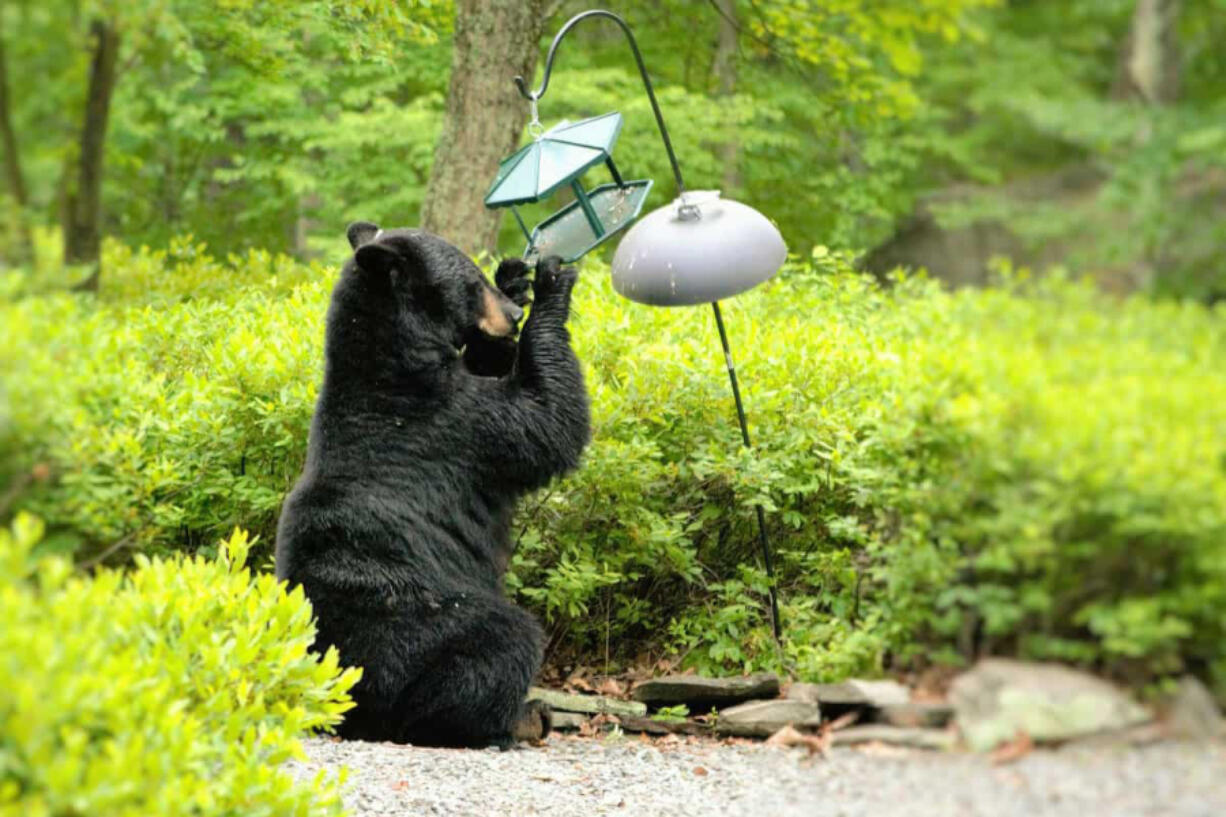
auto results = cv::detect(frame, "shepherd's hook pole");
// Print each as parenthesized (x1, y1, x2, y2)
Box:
(519, 9, 782, 643)
(712, 302, 782, 641)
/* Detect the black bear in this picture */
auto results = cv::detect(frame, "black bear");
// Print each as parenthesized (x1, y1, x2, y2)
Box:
(275, 222, 590, 748)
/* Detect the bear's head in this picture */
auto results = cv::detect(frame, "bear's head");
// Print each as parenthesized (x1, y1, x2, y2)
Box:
(342, 221, 524, 354)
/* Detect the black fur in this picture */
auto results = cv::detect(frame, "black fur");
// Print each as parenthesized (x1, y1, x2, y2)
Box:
(275, 225, 590, 748)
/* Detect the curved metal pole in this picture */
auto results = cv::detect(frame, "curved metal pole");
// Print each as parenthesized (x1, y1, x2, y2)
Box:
(517, 9, 782, 643)
(513, 9, 687, 197)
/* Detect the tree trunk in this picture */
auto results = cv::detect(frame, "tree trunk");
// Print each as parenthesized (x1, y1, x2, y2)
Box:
(0, 22, 34, 265)
(711, 0, 740, 194)
(64, 19, 120, 290)
(1113, 0, 1182, 104)
(421, 0, 547, 257)
(1111, 0, 1182, 290)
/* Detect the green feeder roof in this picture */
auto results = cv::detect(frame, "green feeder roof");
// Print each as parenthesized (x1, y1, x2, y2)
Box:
(485, 112, 624, 207)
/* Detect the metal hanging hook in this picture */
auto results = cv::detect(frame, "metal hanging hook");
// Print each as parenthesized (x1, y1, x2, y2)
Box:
(527, 95, 544, 139)
(513, 9, 688, 198)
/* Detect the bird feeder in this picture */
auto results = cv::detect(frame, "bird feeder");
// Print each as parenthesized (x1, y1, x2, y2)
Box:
(484, 112, 652, 263)
(486, 9, 787, 642)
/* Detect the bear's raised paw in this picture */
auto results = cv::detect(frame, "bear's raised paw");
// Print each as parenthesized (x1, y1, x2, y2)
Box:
(534, 255, 577, 296)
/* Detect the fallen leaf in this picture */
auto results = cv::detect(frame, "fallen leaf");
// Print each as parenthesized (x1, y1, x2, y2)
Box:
(765, 725, 829, 757)
(597, 678, 625, 697)
(825, 710, 860, 732)
(692, 766, 709, 776)
(912, 665, 959, 702)
(990, 731, 1034, 765)
(566, 676, 595, 693)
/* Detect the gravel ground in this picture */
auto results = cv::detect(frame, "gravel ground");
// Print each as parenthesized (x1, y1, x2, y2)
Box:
(285, 735, 1226, 817)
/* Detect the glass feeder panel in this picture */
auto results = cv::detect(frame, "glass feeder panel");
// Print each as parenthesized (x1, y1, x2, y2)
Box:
(528, 180, 652, 263)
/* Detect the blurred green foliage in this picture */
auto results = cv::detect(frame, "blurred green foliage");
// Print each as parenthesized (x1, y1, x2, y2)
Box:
(0, 515, 360, 816)
(914, 0, 1226, 298)
(3, 242, 1222, 694)
(1, 0, 443, 255)
(4, 1, 1221, 293)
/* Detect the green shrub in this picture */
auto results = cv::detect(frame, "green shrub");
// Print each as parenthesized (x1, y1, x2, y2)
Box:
(0, 513, 360, 817)
(0, 241, 328, 557)
(2, 241, 1224, 694)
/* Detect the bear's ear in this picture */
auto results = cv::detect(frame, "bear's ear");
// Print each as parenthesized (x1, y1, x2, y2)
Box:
(346, 221, 381, 250)
(354, 243, 400, 276)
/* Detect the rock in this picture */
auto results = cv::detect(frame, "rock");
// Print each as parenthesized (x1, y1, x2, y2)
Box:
(1167, 675, 1224, 740)
(618, 715, 714, 736)
(950, 659, 1151, 752)
(876, 703, 955, 729)
(831, 725, 955, 751)
(632, 672, 780, 709)
(803, 679, 910, 709)
(1062, 721, 1167, 749)
(784, 683, 822, 706)
(550, 712, 589, 731)
(528, 687, 647, 718)
(715, 700, 822, 738)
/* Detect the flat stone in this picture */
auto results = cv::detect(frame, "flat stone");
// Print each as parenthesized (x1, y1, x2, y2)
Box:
(550, 712, 589, 731)
(950, 659, 1151, 752)
(528, 687, 647, 718)
(632, 672, 780, 709)
(618, 715, 714, 736)
(807, 679, 910, 708)
(1167, 675, 1224, 740)
(785, 683, 822, 706)
(715, 699, 822, 738)
(876, 703, 955, 729)
(831, 725, 955, 751)
(1063, 721, 1168, 749)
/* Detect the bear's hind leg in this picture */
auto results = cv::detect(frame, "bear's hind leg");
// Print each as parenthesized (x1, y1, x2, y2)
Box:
(392, 596, 545, 749)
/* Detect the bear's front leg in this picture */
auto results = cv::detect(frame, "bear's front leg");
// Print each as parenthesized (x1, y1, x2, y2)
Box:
(465, 256, 591, 490)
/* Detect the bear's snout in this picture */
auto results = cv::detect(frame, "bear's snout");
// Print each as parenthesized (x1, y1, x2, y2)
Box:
(478, 287, 522, 337)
